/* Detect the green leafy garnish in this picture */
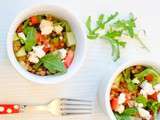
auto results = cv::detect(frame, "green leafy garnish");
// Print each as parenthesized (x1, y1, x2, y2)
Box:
(147, 101, 160, 120)
(123, 68, 138, 91)
(39, 53, 66, 73)
(136, 95, 147, 107)
(24, 27, 37, 52)
(115, 108, 138, 120)
(86, 12, 148, 61)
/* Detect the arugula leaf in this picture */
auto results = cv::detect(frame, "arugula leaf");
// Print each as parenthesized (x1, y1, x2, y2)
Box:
(96, 14, 105, 29)
(147, 101, 160, 120)
(86, 12, 148, 62)
(40, 53, 66, 73)
(115, 108, 137, 120)
(123, 68, 138, 91)
(123, 108, 138, 116)
(136, 95, 147, 107)
(24, 27, 37, 52)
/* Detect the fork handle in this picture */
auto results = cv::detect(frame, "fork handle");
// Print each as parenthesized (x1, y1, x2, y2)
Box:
(0, 104, 21, 114)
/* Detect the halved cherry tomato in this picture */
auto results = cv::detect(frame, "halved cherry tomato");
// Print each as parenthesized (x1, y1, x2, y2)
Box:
(145, 74, 154, 82)
(110, 98, 118, 111)
(36, 33, 45, 44)
(64, 50, 74, 68)
(30, 16, 39, 25)
(148, 92, 157, 101)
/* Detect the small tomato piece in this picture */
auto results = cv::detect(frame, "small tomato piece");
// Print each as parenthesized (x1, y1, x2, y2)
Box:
(30, 16, 39, 25)
(148, 92, 157, 101)
(110, 98, 118, 111)
(64, 50, 74, 68)
(145, 74, 153, 82)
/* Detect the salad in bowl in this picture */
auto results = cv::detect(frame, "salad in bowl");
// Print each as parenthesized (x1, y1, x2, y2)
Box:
(13, 14, 75, 76)
(110, 65, 160, 120)
(7, 4, 86, 84)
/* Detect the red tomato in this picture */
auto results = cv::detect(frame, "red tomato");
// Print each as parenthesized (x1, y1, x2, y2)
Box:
(64, 50, 74, 68)
(110, 98, 118, 111)
(36, 33, 45, 43)
(145, 74, 153, 82)
(148, 92, 157, 101)
(30, 16, 39, 25)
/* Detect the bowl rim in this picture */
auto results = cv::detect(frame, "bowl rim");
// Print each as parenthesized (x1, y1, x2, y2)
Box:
(104, 59, 160, 120)
(7, 4, 87, 84)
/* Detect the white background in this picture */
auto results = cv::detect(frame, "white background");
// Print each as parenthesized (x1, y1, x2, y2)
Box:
(0, 0, 160, 120)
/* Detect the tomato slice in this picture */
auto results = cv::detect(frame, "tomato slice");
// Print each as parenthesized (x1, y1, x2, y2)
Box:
(148, 92, 157, 101)
(30, 16, 39, 25)
(110, 98, 118, 111)
(64, 50, 74, 68)
(145, 74, 154, 82)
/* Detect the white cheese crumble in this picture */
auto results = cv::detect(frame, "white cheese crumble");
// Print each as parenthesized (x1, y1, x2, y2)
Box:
(28, 52, 39, 63)
(115, 105, 125, 114)
(53, 25, 63, 34)
(138, 107, 151, 120)
(40, 20, 54, 35)
(58, 48, 67, 59)
(28, 45, 46, 63)
(132, 78, 140, 84)
(140, 81, 155, 95)
(140, 89, 148, 98)
(18, 32, 26, 40)
(135, 102, 143, 108)
(32, 45, 46, 58)
(118, 93, 126, 105)
(154, 83, 160, 92)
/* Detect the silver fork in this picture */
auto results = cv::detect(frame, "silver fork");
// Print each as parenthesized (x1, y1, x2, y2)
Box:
(0, 98, 93, 116)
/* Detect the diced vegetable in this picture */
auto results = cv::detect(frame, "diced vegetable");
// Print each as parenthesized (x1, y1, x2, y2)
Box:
(111, 98, 118, 110)
(66, 32, 76, 47)
(64, 50, 74, 68)
(13, 33, 19, 41)
(16, 47, 26, 57)
(30, 16, 39, 25)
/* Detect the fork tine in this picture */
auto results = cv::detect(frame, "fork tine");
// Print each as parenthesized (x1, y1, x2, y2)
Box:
(61, 98, 92, 103)
(62, 103, 92, 106)
(62, 112, 92, 115)
(61, 108, 92, 111)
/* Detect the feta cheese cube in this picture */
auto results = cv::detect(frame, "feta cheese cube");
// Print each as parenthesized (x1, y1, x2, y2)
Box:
(118, 93, 126, 105)
(53, 25, 63, 34)
(32, 45, 46, 58)
(135, 102, 143, 108)
(58, 48, 67, 59)
(28, 52, 39, 63)
(141, 81, 155, 95)
(18, 32, 26, 40)
(132, 78, 140, 84)
(40, 20, 54, 35)
(140, 89, 147, 98)
(138, 108, 151, 120)
(115, 105, 125, 114)
(154, 83, 160, 92)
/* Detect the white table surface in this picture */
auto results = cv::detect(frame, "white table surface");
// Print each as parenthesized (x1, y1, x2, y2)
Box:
(1, 0, 160, 120)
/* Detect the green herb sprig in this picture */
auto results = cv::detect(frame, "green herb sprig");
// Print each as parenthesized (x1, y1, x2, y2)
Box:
(86, 12, 149, 61)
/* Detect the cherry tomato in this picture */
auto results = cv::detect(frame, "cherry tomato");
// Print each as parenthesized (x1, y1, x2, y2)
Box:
(145, 74, 154, 82)
(30, 16, 39, 25)
(110, 98, 118, 111)
(64, 50, 74, 68)
(148, 92, 157, 101)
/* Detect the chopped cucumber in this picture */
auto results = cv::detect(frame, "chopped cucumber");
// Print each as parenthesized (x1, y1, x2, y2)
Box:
(66, 32, 76, 47)
(13, 33, 19, 41)
(16, 47, 26, 57)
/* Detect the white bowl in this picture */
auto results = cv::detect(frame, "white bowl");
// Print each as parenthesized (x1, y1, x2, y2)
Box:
(98, 59, 160, 120)
(7, 4, 86, 84)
